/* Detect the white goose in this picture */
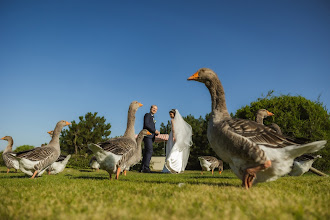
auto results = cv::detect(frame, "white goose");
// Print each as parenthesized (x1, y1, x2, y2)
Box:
(11, 120, 71, 178)
(1, 136, 19, 173)
(45, 130, 71, 175)
(198, 156, 223, 175)
(88, 101, 143, 180)
(89, 156, 100, 171)
(188, 68, 327, 189)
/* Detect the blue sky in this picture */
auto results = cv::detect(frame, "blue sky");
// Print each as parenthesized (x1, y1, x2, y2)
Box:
(1, 0, 329, 151)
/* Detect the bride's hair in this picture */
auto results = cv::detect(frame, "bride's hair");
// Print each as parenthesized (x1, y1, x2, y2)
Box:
(169, 109, 176, 116)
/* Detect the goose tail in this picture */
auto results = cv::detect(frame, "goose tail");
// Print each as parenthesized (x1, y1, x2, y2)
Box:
(286, 140, 327, 159)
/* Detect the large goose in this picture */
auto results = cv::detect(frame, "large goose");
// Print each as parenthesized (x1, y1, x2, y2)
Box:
(188, 68, 326, 189)
(1, 136, 19, 173)
(11, 120, 71, 178)
(123, 129, 151, 175)
(88, 101, 143, 180)
(45, 130, 71, 175)
(198, 156, 223, 175)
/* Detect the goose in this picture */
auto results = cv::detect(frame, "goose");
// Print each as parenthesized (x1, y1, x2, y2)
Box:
(45, 130, 71, 175)
(88, 101, 143, 180)
(123, 129, 151, 175)
(256, 109, 322, 176)
(188, 68, 327, 189)
(198, 156, 223, 175)
(11, 120, 71, 178)
(89, 156, 100, 171)
(1, 136, 19, 173)
(289, 154, 322, 176)
(255, 109, 282, 135)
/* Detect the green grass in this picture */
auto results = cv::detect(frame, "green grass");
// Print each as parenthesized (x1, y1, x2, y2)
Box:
(0, 167, 329, 220)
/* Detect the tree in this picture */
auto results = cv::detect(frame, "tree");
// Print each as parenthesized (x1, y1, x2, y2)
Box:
(60, 112, 111, 155)
(14, 145, 35, 152)
(234, 92, 330, 171)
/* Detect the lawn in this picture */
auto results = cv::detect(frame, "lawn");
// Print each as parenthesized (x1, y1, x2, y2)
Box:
(0, 167, 329, 220)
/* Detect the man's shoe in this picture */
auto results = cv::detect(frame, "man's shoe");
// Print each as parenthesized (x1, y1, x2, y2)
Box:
(141, 168, 151, 173)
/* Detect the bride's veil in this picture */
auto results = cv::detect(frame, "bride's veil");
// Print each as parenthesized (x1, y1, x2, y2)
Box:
(173, 109, 193, 151)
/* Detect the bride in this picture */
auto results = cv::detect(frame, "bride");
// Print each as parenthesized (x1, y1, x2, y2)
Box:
(162, 109, 193, 173)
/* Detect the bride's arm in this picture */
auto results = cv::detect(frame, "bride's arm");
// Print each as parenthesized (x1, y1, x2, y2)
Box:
(171, 119, 175, 142)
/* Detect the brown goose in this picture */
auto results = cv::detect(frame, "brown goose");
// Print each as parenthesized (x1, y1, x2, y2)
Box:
(198, 156, 223, 175)
(123, 129, 151, 175)
(188, 68, 327, 189)
(255, 109, 282, 135)
(88, 101, 143, 180)
(1, 136, 19, 173)
(256, 109, 322, 176)
(45, 130, 71, 175)
(11, 120, 71, 178)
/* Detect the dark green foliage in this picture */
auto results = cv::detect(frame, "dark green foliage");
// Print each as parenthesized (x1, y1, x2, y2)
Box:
(60, 112, 111, 155)
(14, 145, 34, 152)
(66, 154, 92, 169)
(235, 92, 330, 171)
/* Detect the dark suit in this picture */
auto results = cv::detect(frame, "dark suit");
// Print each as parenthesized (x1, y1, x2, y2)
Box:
(141, 112, 156, 171)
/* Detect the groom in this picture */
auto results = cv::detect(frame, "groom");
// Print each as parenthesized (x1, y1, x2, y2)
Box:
(140, 105, 160, 173)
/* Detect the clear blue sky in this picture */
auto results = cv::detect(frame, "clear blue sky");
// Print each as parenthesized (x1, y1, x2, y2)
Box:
(1, 0, 329, 151)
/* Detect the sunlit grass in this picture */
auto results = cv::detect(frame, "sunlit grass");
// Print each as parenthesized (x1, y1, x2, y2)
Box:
(0, 167, 329, 219)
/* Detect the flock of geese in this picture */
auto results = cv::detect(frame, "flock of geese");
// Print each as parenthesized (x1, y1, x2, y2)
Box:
(1, 68, 327, 189)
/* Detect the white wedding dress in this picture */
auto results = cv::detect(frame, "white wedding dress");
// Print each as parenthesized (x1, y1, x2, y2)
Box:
(162, 110, 193, 174)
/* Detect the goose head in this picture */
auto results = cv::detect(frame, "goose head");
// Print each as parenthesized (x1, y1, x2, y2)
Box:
(137, 129, 152, 139)
(187, 68, 219, 88)
(1, 136, 12, 142)
(129, 101, 143, 114)
(47, 130, 54, 137)
(56, 120, 71, 129)
(256, 109, 274, 120)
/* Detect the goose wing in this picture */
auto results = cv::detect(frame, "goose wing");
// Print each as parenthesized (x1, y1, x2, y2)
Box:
(226, 118, 297, 148)
(98, 137, 136, 156)
(201, 156, 218, 164)
(15, 146, 57, 161)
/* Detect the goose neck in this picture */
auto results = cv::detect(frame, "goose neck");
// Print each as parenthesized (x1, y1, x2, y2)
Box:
(3, 139, 13, 153)
(208, 80, 230, 119)
(123, 109, 136, 139)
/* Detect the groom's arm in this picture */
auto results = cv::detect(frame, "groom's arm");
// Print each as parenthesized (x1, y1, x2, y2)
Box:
(144, 114, 156, 133)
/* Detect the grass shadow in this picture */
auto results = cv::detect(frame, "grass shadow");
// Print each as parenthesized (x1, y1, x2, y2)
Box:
(69, 176, 109, 180)
(190, 175, 236, 179)
(120, 178, 238, 188)
(79, 169, 93, 173)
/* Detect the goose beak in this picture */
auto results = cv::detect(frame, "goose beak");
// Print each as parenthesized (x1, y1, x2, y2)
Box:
(139, 103, 143, 107)
(187, 71, 199, 81)
(267, 111, 274, 116)
(47, 131, 53, 134)
(65, 121, 71, 126)
(147, 131, 152, 135)
(0, 137, 5, 140)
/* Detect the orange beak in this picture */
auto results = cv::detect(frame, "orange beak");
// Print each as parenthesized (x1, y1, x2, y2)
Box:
(0, 137, 5, 140)
(147, 131, 152, 135)
(65, 121, 71, 126)
(187, 71, 199, 81)
(267, 111, 274, 116)
(139, 103, 143, 107)
(47, 131, 53, 134)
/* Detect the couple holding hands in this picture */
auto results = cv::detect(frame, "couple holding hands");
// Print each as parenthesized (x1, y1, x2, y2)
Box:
(140, 105, 193, 174)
